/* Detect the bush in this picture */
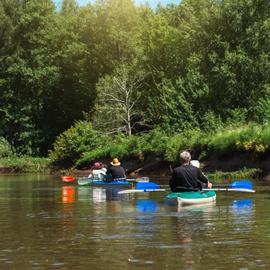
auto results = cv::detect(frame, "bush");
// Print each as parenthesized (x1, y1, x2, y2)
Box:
(76, 134, 145, 167)
(0, 137, 13, 158)
(164, 129, 204, 161)
(49, 121, 104, 163)
(53, 122, 270, 168)
(207, 123, 270, 154)
(0, 156, 50, 173)
(201, 111, 223, 133)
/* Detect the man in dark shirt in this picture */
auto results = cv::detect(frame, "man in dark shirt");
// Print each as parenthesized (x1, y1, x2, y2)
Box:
(106, 158, 126, 181)
(169, 151, 212, 192)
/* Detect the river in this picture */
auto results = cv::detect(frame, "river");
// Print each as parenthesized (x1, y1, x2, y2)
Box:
(0, 175, 269, 269)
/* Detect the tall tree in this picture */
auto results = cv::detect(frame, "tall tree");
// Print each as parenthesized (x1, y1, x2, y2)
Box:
(93, 64, 145, 136)
(0, 0, 57, 154)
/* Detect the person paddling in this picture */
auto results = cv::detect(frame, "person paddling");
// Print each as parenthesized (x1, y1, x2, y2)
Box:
(88, 162, 107, 180)
(106, 158, 126, 181)
(169, 151, 212, 192)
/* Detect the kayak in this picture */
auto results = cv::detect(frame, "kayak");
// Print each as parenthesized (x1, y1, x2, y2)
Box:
(166, 191, 216, 205)
(77, 177, 131, 187)
(62, 176, 76, 183)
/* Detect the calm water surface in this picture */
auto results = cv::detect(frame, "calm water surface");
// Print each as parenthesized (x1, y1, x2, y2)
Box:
(0, 175, 269, 269)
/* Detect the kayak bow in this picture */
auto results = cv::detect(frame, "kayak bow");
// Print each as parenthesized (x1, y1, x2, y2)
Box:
(77, 177, 131, 187)
(167, 191, 216, 205)
(62, 176, 76, 183)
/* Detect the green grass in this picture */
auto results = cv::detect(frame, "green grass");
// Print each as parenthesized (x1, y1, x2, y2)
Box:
(207, 168, 261, 183)
(49, 122, 270, 177)
(0, 156, 51, 173)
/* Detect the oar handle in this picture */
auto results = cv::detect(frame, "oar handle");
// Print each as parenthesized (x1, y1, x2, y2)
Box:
(212, 184, 230, 188)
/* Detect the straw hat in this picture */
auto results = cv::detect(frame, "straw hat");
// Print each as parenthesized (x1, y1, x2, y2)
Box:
(111, 158, 121, 166)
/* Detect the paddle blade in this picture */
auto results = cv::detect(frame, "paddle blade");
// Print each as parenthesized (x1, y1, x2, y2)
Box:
(135, 182, 160, 190)
(229, 181, 253, 190)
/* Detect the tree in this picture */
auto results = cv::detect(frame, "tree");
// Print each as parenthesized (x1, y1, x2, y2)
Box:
(0, 0, 57, 155)
(93, 64, 146, 136)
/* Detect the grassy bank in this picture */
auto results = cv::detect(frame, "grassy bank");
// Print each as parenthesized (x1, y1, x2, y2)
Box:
(49, 122, 270, 165)
(207, 168, 261, 182)
(0, 156, 51, 173)
(45, 122, 270, 179)
(2, 122, 269, 176)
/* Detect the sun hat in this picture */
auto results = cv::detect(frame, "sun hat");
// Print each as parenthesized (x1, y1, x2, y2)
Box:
(190, 160, 200, 168)
(111, 158, 121, 166)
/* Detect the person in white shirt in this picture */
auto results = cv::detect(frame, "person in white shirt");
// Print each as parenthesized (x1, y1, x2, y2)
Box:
(88, 162, 107, 180)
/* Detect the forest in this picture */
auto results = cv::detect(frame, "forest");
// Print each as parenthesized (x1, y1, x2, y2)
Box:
(0, 0, 270, 172)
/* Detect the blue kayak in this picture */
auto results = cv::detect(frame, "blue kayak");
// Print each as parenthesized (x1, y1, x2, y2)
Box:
(78, 178, 131, 187)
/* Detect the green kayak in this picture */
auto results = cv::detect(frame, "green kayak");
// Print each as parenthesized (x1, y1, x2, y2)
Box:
(166, 190, 216, 205)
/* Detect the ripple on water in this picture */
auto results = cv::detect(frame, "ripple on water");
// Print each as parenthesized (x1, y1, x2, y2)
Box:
(88, 233, 153, 241)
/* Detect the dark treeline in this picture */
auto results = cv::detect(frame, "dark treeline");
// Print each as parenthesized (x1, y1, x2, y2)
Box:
(0, 0, 270, 156)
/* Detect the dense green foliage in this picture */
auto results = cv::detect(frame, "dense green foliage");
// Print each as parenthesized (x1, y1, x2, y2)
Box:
(49, 121, 103, 163)
(1, 0, 270, 164)
(0, 137, 13, 158)
(49, 121, 270, 168)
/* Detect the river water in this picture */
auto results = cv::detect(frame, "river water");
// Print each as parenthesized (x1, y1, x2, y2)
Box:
(0, 175, 269, 269)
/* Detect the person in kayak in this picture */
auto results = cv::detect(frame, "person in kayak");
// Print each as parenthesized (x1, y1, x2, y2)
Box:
(88, 162, 107, 180)
(106, 158, 126, 181)
(169, 151, 212, 192)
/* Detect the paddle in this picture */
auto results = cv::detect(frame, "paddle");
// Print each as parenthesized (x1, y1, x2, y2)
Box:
(118, 180, 255, 194)
(211, 180, 253, 190)
(118, 182, 166, 194)
(77, 176, 150, 186)
(126, 177, 150, 182)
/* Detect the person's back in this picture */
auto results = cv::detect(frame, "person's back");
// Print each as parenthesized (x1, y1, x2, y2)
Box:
(92, 168, 107, 179)
(169, 151, 210, 192)
(106, 158, 126, 180)
(107, 166, 125, 179)
(88, 162, 107, 180)
(169, 164, 207, 192)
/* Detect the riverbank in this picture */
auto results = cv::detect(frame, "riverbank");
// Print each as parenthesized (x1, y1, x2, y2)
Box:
(57, 152, 263, 182)
(0, 151, 267, 181)
(45, 122, 270, 181)
(0, 156, 50, 174)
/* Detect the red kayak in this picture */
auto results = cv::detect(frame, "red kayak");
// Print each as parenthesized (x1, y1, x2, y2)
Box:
(61, 176, 76, 183)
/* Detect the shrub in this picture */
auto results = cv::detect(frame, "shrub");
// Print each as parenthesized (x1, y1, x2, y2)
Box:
(49, 121, 104, 163)
(207, 124, 270, 154)
(0, 156, 50, 173)
(164, 129, 204, 161)
(0, 137, 13, 158)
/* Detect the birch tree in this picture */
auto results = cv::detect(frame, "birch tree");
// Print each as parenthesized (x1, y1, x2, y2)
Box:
(93, 64, 145, 136)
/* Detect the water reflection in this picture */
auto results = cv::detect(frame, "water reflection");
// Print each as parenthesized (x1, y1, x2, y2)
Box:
(61, 185, 76, 204)
(136, 200, 159, 213)
(77, 186, 92, 201)
(92, 187, 125, 203)
(177, 201, 216, 213)
(92, 188, 107, 203)
(231, 199, 253, 213)
(231, 199, 254, 230)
